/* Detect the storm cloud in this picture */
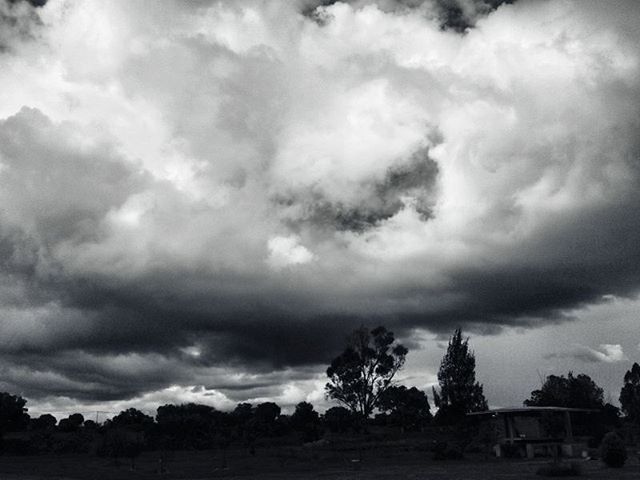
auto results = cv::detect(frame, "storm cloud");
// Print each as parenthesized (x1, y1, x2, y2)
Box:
(0, 0, 639, 409)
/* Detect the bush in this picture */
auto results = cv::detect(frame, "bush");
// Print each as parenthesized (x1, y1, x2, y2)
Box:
(599, 432, 627, 468)
(0, 438, 33, 455)
(536, 462, 582, 477)
(52, 433, 90, 454)
(431, 441, 463, 460)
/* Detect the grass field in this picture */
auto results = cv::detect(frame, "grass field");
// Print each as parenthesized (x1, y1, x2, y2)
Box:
(0, 446, 638, 479)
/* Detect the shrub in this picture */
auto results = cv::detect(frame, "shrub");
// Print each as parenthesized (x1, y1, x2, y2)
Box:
(536, 462, 582, 477)
(431, 441, 463, 460)
(600, 432, 627, 468)
(0, 438, 33, 455)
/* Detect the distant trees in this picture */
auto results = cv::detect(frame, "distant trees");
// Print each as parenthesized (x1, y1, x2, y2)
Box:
(326, 326, 408, 419)
(619, 362, 640, 425)
(525, 372, 604, 409)
(432, 328, 487, 423)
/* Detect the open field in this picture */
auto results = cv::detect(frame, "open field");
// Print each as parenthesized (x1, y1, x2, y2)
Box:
(0, 447, 638, 480)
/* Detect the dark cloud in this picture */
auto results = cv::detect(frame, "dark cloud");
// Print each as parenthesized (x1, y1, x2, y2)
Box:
(0, 0, 639, 408)
(277, 147, 438, 232)
(7, 0, 47, 7)
(433, 0, 515, 31)
(300, 0, 516, 31)
(0, 0, 43, 52)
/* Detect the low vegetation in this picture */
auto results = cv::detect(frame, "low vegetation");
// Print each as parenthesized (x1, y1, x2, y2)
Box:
(600, 432, 627, 468)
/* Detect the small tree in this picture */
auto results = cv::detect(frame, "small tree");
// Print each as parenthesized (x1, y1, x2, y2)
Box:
(620, 362, 640, 426)
(600, 431, 627, 468)
(326, 326, 408, 419)
(433, 329, 487, 424)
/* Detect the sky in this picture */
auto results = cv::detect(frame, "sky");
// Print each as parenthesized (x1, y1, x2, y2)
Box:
(0, 0, 639, 419)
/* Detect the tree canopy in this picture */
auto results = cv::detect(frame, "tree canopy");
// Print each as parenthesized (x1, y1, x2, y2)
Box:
(326, 325, 408, 418)
(0, 392, 30, 434)
(525, 372, 604, 409)
(620, 362, 640, 424)
(433, 328, 487, 423)
(378, 385, 431, 431)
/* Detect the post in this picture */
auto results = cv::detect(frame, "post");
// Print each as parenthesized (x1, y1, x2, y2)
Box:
(563, 411, 573, 442)
(504, 414, 515, 444)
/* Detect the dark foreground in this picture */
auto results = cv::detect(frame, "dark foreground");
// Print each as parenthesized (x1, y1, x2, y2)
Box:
(0, 447, 639, 480)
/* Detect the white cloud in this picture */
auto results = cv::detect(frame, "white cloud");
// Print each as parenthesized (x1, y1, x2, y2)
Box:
(545, 343, 627, 364)
(267, 235, 315, 269)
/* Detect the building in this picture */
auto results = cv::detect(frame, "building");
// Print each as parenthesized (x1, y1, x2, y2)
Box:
(468, 406, 599, 458)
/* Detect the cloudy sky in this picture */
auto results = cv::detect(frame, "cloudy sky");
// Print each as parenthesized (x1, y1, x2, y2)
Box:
(1, 0, 639, 418)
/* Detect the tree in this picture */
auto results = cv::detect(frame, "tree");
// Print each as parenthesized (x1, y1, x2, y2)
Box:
(619, 362, 640, 425)
(0, 392, 30, 434)
(156, 403, 221, 450)
(290, 402, 321, 442)
(323, 406, 358, 433)
(379, 385, 431, 431)
(432, 328, 487, 423)
(251, 402, 282, 437)
(326, 325, 408, 419)
(30, 413, 57, 431)
(58, 413, 84, 432)
(110, 408, 154, 432)
(600, 432, 627, 468)
(525, 372, 604, 409)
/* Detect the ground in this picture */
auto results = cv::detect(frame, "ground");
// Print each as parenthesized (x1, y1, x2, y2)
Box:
(0, 446, 638, 479)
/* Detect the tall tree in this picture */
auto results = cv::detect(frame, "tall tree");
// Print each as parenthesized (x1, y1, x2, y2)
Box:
(619, 362, 640, 424)
(525, 372, 604, 409)
(433, 328, 487, 423)
(326, 325, 408, 418)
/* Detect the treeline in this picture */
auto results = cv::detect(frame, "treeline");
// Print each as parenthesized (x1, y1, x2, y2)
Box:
(0, 396, 415, 458)
(0, 326, 638, 460)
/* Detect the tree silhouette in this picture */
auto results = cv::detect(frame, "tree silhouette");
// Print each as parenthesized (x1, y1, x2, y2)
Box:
(323, 406, 357, 433)
(0, 392, 29, 434)
(290, 401, 321, 442)
(58, 413, 84, 432)
(30, 413, 57, 431)
(620, 362, 640, 425)
(110, 408, 154, 431)
(433, 328, 487, 423)
(525, 372, 604, 409)
(379, 385, 431, 431)
(326, 325, 408, 418)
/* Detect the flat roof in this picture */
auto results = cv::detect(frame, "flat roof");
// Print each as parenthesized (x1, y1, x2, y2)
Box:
(467, 406, 599, 416)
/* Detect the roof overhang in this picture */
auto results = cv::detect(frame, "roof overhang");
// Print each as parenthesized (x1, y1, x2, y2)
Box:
(467, 406, 600, 416)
